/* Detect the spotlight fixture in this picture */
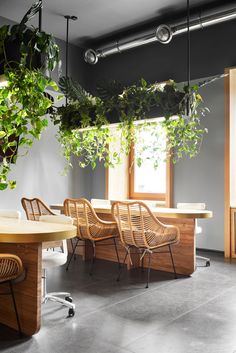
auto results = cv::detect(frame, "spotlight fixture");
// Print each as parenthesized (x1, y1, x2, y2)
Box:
(64, 15, 78, 21)
(155, 24, 173, 44)
(84, 49, 99, 65)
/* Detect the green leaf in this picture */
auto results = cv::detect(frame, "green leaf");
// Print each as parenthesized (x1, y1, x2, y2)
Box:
(0, 182, 8, 190)
(0, 131, 6, 138)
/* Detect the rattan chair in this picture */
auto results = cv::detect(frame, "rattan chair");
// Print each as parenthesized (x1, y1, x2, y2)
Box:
(0, 254, 24, 333)
(21, 197, 75, 251)
(40, 215, 75, 317)
(112, 201, 180, 288)
(64, 198, 120, 274)
(21, 197, 55, 221)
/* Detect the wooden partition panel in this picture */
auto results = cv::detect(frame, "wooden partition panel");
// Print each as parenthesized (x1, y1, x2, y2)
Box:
(230, 208, 236, 258)
(0, 243, 42, 335)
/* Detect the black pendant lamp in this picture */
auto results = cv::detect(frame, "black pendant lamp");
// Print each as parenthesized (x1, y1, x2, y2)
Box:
(64, 15, 78, 105)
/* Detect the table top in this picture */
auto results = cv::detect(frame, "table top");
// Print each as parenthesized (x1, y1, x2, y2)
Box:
(0, 217, 77, 243)
(50, 204, 213, 220)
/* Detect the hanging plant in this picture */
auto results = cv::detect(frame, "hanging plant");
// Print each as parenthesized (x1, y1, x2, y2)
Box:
(0, 1, 60, 190)
(51, 76, 208, 172)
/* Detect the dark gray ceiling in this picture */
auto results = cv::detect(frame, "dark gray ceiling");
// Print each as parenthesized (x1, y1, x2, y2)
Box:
(0, 0, 235, 46)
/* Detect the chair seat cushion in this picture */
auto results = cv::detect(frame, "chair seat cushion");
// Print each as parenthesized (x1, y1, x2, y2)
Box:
(42, 249, 67, 269)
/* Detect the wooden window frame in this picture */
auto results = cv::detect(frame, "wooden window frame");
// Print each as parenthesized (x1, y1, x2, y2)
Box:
(128, 144, 172, 207)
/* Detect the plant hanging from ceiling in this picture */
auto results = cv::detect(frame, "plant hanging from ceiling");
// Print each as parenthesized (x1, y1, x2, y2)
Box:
(0, 0, 60, 190)
(51, 76, 208, 171)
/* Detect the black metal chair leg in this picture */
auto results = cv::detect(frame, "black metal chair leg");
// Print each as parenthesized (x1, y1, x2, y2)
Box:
(146, 253, 151, 288)
(113, 237, 120, 269)
(89, 242, 96, 276)
(70, 239, 76, 260)
(169, 245, 177, 279)
(117, 247, 129, 282)
(141, 255, 144, 273)
(9, 281, 22, 335)
(66, 238, 79, 271)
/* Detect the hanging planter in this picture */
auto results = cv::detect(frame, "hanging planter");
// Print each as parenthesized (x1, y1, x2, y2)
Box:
(51, 77, 208, 171)
(0, 1, 60, 190)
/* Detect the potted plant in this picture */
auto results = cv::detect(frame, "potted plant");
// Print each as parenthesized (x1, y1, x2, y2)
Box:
(0, 1, 60, 190)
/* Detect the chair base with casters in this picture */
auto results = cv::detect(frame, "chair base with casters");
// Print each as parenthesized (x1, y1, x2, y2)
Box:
(39, 215, 75, 317)
(0, 254, 25, 334)
(196, 255, 210, 267)
(42, 267, 75, 317)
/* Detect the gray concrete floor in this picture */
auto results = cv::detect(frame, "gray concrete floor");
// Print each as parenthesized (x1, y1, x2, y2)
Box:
(1, 251, 236, 353)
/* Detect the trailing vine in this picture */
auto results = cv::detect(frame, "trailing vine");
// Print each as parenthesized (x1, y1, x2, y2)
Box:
(52, 76, 208, 171)
(0, 1, 60, 190)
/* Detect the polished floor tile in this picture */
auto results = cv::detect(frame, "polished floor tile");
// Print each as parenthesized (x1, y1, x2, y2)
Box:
(1, 251, 236, 353)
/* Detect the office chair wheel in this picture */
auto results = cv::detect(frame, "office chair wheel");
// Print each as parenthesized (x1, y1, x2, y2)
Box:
(65, 296, 73, 303)
(68, 308, 75, 317)
(206, 260, 210, 267)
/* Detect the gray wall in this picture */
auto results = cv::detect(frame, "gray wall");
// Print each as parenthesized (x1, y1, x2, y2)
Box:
(87, 18, 236, 93)
(0, 16, 90, 214)
(174, 78, 224, 251)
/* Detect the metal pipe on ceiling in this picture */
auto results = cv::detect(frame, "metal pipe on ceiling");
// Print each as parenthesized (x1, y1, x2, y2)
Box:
(84, 7, 236, 65)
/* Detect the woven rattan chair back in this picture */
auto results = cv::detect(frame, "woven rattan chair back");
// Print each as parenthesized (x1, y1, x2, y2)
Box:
(21, 197, 55, 221)
(0, 254, 24, 333)
(112, 201, 179, 249)
(64, 198, 110, 241)
(0, 254, 23, 283)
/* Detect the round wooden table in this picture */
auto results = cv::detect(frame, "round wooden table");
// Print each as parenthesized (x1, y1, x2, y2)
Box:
(0, 217, 76, 336)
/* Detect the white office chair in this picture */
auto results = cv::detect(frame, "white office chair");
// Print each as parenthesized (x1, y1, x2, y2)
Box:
(91, 199, 111, 207)
(0, 210, 21, 219)
(176, 203, 210, 267)
(39, 215, 75, 317)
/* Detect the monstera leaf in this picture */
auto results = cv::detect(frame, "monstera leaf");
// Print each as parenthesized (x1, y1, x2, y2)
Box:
(59, 76, 92, 102)
(96, 80, 124, 100)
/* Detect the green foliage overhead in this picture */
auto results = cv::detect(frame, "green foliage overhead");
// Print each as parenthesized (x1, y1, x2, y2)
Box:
(0, 1, 59, 190)
(52, 76, 208, 171)
(0, 1, 60, 72)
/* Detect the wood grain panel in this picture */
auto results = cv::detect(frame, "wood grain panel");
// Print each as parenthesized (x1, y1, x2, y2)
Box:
(230, 208, 236, 258)
(225, 68, 230, 258)
(0, 242, 42, 335)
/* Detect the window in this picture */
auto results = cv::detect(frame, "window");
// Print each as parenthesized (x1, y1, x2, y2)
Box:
(129, 121, 172, 207)
(105, 120, 172, 207)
